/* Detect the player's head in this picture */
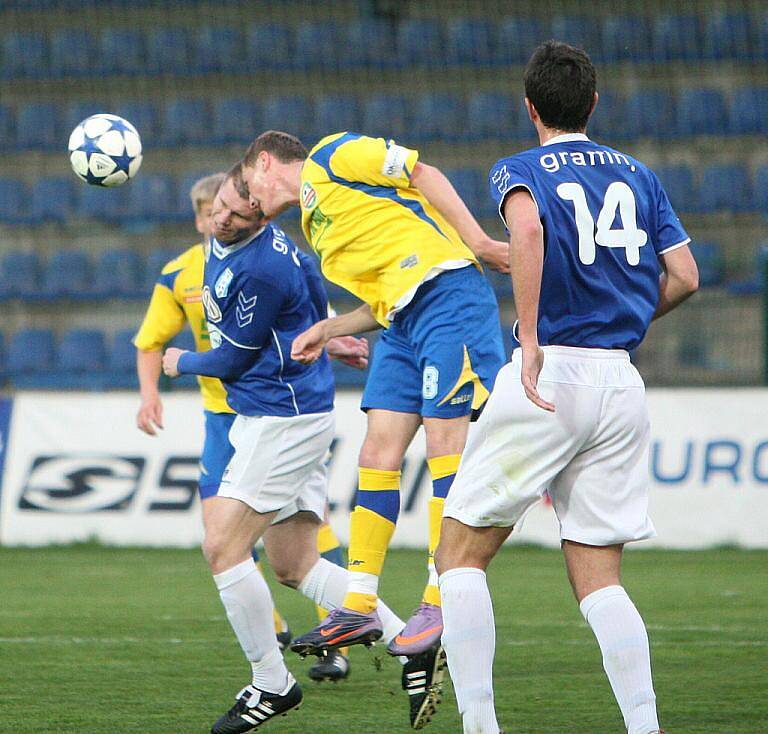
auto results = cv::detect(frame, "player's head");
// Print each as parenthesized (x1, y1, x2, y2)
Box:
(523, 41, 597, 134)
(241, 130, 308, 218)
(189, 172, 226, 240)
(211, 163, 268, 244)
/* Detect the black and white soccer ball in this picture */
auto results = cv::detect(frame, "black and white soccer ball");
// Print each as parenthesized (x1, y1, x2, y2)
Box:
(67, 114, 142, 187)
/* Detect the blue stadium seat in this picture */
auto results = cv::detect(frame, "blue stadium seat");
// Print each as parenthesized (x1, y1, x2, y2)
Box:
(126, 174, 176, 223)
(7, 329, 55, 380)
(194, 26, 244, 73)
(396, 19, 442, 67)
(444, 167, 491, 218)
(1, 31, 47, 78)
(176, 171, 210, 222)
(361, 93, 409, 139)
(550, 15, 601, 57)
(0, 104, 14, 150)
(466, 92, 522, 140)
(40, 251, 92, 299)
(93, 249, 143, 298)
(698, 164, 753, 213)
(49, 29, 96, 77)
(0, 178, 27, 224)
(113, 101, 157, 142)
(314, 95, 361, 140)
(30, 177, 76, 223)
(145, 27, 192, 74)
(495, 17, 545, 64)
(702, 12, 753, 60)
(601, 15, 651, 63)
(486, 270, 513, 300)
(343, 20, 396, 68)
(143, 249, 182, 294)
(211, 96, 260, 145)
(445, 19, 494, 66)
(752, 165, 768, 214)
(757, 13, 768, 60)
(411, 93, 465, 142)
(261, 95, 312, 142)
(677, 88, 728, 136)
(16, 102, 59, 149)
(651, 14, 701, 61)
(105, 328, 139, 389)
(729, 86, 768, 135)
(162, 98, 209, 145)
(332, 361, 368, 388)
(99, 28, 146, 75)
(78, 185, 125, 222)
(625, 90, 676, 139)
(588, 90, 626, 140)
(655, 164, 696, 213)
(169, 330, 195, 352)
(0, 331, 6, 382)
(244, 23, 294, 71)
(0, 251, 41, 299)
(58, 329, 107, 373)
(726, 244, 768, 296)
(692, 242, 725, 287)
(294, 21, 340, 71)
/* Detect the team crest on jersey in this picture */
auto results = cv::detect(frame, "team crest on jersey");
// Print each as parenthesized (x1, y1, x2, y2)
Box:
(201, 285, 222, 323)
(301, 182, 318, 210)
(215, 268, 234, 298)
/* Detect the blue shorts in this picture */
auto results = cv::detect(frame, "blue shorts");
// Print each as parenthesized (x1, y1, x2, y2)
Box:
(199, 411, 237, 500)
(361, 265, 506, 419)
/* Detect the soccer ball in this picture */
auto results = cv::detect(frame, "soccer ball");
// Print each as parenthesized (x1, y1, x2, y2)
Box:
(68, 114, 142, 187)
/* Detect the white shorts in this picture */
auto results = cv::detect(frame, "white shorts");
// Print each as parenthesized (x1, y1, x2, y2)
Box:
(218, 411, 335, 524)
(444, 346, 656, 546)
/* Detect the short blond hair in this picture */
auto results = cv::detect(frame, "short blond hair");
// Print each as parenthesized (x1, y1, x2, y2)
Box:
(189, 172, 226, 214)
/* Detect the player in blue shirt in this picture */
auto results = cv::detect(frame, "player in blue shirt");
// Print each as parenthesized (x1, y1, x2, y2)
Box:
(162, 166, 406, 733)
(435, 42, 698, 734)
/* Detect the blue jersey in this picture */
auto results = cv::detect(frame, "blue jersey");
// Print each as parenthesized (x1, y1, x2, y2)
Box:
(490, 133, 690, 351)
(177, 224, 334, 417)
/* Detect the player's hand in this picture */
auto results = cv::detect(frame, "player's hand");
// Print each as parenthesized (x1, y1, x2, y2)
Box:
(292, 321, 331, 365)
(137, 395, 164, 435)
(476, 238, 510, 274)
(327, 336, 369, 370)
(520, 344, 555, 413)
(162, 347, 186, 378)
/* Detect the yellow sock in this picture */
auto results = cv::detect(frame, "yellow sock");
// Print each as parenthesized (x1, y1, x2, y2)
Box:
(423, 454, 461, 606)
(343, 468, 400, 613)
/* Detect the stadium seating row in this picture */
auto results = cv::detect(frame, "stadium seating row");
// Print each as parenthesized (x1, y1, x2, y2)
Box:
(3, 85, 766, 154)
(3, 157, 768, 228)
(2, 13, 768, 81)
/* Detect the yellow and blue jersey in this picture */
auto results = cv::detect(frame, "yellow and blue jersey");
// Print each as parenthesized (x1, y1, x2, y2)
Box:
(133, 243, 232, 414)
(300, 132, 479, 327)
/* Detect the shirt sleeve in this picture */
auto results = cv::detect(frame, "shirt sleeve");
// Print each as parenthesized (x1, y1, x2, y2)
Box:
(488, 158, 540, 229)
(133, 280, 186, 351)
(177, 338, 258, 381)
(328, 135, 419, 189)
(650, 172, 691, 255)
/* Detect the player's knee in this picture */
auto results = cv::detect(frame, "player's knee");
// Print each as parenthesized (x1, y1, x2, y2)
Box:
(202, 531, 239, 574)
(358, 439, 404, 472)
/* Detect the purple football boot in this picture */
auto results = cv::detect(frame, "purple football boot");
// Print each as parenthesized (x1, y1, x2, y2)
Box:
(290, 607, 383, 657)
(386, 602, 443, 656)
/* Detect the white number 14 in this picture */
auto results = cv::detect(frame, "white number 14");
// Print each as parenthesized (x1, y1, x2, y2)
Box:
(557, 182, 648, 266)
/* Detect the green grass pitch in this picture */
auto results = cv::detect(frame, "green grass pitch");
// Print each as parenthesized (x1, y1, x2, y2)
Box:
(1, 546, 766, 733)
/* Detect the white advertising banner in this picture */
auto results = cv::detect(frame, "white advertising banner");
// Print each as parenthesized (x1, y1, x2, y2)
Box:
(0, 389, 766, 548)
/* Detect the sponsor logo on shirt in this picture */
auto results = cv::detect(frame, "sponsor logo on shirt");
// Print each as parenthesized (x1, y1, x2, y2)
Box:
(382, 143, 409, 178)
(301, 182, 318, 210)
(202, 285, 222, 323)
(215, 268, 234, 298)
(400, 254, 419, 269)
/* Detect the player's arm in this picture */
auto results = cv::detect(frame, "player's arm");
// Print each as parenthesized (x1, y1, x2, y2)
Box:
(653, 245, 699, 320)
(163, 276, 285, 379)
(410, 162, 509, 273)
(292, 304, 380, 365)
(134, 281, 187, 435)
(504, 189, 555, 413)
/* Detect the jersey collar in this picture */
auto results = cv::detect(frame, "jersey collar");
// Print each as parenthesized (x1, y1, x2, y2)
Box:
(543, 132, 591, 146)
(210, 226, 267, 260)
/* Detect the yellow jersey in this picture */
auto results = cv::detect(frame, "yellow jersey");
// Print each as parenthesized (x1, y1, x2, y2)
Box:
(300, 132, 479, 326)
(133, 243, 232, 414)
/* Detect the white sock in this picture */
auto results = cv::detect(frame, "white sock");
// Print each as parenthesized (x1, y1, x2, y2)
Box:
(347, 570, 379, 596)
(427, 565, 439, 589)
(580, 585, 659, 734)
(440, 568, 499, 734)
(298, 558, 405, 644)
(213, 558, 289, 694)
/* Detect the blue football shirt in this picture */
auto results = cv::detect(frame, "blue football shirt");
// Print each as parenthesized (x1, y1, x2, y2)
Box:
(490, 133, 690, 351)
(178, 224, 335, 417)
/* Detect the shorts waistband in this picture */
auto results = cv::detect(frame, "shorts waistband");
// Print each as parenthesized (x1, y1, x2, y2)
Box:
(513, 346, 630, 361)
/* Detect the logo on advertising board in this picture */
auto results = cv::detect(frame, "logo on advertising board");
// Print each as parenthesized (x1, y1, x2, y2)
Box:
(19, 456, 145, 512)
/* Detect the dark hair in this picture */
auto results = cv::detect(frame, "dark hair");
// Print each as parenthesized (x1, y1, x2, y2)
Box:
(224, 162, 249, 201)
(242, 130, 308, 168)
(524, 41, 597, 132)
